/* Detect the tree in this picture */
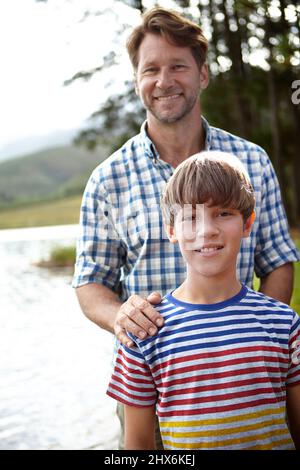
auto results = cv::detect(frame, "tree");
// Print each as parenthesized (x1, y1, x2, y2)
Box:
(65, 0, 300, 224)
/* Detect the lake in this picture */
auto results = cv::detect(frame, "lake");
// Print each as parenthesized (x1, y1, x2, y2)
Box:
(0, 225, 119, 450)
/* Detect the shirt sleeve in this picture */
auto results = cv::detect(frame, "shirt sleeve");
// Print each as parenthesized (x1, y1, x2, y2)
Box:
(254, 154, 300, 278)
(72, 169, 126, 291)
(107, 341, 157, 407)
(287, 312, 300, 386)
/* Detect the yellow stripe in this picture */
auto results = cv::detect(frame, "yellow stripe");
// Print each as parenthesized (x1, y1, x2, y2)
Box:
(161, 417, 285, 438)
(246, 438, 294, 450)
(159, 406, 285, 428)
(162, 428, 290, 449)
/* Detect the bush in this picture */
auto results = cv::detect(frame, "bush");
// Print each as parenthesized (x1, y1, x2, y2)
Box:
(36, 245, 76, 268)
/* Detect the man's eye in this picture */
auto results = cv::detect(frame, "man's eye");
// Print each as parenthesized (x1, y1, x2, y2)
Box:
(173, 64, 185, 70)
(143, 67, 158, 74)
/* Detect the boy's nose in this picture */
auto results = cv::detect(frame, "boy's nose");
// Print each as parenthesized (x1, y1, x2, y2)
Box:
(195, 216, 219, 238)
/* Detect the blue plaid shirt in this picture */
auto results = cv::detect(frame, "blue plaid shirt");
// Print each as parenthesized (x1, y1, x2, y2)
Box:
(73, 118, 299, 300)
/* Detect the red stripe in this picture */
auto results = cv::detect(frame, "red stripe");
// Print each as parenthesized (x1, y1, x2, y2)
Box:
(151, 345, 287, 374)
(158, 386, 284, 408)
(110, 372, 154, 391)
(115, 353, 151, 377)
(156, 365, 285, 388)
(154, 356, 286, 382)
(118, 348, 148, 370)
(109, 382, 156, 402)
(160, 375, 284, 398)
(157, 397, 285, 417)
(114, 365, 153, 384)
(289, 330, 300, 345)
(287, 369, 300, 381)
(107, 390, 155, 408)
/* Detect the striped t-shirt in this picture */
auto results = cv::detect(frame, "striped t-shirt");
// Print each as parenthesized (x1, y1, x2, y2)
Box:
(107, 285, 300, 450)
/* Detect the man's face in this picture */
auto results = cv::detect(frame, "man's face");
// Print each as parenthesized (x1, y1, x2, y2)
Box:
(135, 34, 208, 124)
(168, 203, 253, 280)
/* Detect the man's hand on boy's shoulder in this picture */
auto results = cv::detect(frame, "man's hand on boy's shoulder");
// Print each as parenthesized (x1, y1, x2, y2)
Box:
(114, 292, 164, 348)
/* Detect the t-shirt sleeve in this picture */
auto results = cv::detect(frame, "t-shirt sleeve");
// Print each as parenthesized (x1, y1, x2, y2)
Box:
(254, 155, 300, 278)
(287, 312, 300, 386)
(107, 341, 157, 407)
(72, 169, 126, 291)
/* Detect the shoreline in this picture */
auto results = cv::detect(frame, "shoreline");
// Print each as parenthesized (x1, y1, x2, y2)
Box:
(0, 224, 79, 242)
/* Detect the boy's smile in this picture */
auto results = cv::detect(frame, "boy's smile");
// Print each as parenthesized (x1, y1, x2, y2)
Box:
(194, 243, 224, 255)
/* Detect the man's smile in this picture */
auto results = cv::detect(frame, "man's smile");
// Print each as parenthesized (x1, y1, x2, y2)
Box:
(154, 93, 182, 101)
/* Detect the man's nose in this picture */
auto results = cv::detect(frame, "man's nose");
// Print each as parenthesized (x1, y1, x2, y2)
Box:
(156, 68, 174, 89)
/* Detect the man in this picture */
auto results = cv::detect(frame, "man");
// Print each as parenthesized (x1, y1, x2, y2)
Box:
(73, 8, 299, 364)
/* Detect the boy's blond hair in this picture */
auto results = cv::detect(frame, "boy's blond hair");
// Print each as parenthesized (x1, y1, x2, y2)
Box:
(161, 151, 255, 227)
(126, 7, 208, 71)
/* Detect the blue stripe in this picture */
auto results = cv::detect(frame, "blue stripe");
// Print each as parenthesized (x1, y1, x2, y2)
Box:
(146, 334, 290, 364)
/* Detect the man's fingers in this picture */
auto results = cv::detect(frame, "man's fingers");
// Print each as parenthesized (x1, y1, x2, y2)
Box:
(122, 302, 157, 336)
(115, 324, 134, 348)
(115, 294, 164, 343)
(146, 291, 162, 304)
(116, 316, 148, 342)
(131, 295, 164, 329)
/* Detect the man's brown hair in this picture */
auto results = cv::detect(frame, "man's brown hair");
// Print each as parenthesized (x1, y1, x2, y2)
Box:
(161, 151, 255, 227)
(126, 7, 208, 71)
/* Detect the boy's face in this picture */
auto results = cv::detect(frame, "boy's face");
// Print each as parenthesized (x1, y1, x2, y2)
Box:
(166, 202, 254, 280)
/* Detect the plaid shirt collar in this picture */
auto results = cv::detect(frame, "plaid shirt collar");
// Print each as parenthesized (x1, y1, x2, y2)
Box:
(139, 116, 212, 162)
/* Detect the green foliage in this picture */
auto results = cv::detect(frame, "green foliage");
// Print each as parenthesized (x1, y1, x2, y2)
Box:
(50, 245, 76, 266)
(36, 245, 76, 268)
(0, 145, 108, 210)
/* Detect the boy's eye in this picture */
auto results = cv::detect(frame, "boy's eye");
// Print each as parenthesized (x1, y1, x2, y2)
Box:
(219, 211, 232, 217)
(183, 214, 196, 222)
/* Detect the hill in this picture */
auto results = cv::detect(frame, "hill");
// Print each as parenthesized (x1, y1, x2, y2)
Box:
(0, 145, 108, 209)
(0, 129, 79, 162)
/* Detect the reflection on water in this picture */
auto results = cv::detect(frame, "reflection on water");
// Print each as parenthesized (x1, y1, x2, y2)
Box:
(0, 225, 119, 450)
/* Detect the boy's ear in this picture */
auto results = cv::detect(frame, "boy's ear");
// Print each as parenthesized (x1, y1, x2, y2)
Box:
(164, 224, 177, 244)
(242, 211, 256, 238)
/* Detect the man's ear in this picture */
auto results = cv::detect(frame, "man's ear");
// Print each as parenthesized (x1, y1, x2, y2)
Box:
(164, 224, 177, 244)
(242, 211, 256, 238)
(199, 63, 209, 91)
(134, 74, 139, 96)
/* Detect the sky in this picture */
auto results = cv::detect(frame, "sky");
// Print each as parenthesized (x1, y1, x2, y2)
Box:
(1, 0, 294, 159)
(0, 0, 142, 156)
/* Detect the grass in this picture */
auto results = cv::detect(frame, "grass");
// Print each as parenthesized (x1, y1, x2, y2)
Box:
(0, 195, 82, 229)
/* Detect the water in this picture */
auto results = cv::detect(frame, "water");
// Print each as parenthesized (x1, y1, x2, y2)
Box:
(0, 225, 119, 450)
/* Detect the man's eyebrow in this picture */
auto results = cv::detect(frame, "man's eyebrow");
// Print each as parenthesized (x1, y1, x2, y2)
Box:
(141, 61, 157, 68)
(141, 57, 189, 67)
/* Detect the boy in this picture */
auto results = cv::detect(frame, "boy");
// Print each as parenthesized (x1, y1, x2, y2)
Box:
(107, 151, 300, 450)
